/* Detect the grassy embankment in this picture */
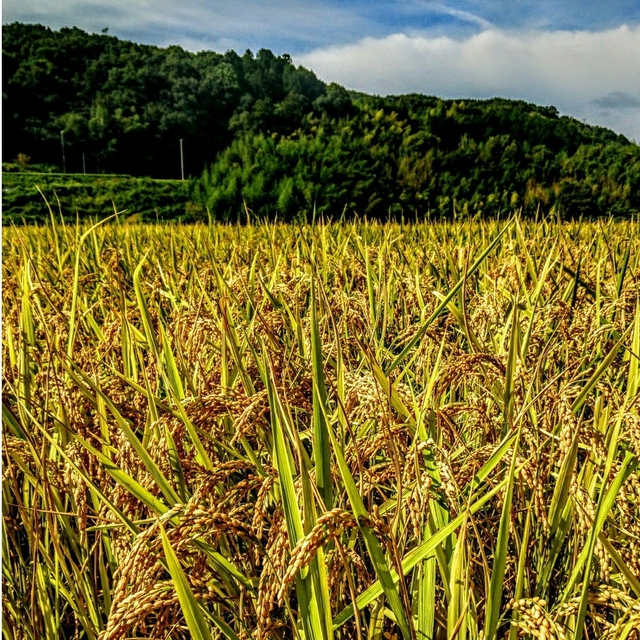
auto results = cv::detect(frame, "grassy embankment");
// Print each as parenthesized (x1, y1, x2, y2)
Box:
(3, 217, 640, 639)
(2, 169, 197, 224)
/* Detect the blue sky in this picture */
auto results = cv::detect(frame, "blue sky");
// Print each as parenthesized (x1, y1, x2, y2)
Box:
(5, 1, 640, 140)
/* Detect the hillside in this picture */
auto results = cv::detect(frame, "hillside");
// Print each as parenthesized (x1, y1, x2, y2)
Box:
(3, 22, 640, 219)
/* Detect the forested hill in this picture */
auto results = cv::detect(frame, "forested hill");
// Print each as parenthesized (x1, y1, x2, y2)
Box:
(4, 22, 640, 219)
(3, 22, 340, 177)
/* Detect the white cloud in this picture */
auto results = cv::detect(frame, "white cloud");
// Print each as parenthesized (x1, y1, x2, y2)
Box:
(297, 25, 640, 141)
(413, 3, 494, 30)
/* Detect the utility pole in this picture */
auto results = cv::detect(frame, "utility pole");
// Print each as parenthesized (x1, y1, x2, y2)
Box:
(180, 138, 185, 181)
(82, 152, 86, 174)
(60, 130, 67, 173)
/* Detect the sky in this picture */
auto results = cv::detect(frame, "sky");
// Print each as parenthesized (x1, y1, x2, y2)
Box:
(4, 0, 640, 141)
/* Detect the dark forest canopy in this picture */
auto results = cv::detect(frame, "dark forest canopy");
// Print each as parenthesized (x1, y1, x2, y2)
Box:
(4, 22, 640, 219)
(3, 22, 336, 177)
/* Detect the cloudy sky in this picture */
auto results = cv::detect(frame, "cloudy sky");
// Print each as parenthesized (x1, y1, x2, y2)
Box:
(5, 0, 640, 141)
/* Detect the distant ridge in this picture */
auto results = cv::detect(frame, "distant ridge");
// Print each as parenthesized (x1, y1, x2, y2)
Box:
(3, 23, 639, 218)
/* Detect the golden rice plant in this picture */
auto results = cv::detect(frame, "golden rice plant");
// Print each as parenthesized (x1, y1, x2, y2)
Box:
(3, 214, 640, 639)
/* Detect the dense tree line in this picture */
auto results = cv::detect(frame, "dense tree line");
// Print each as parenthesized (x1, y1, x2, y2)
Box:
(4, 23, 640, 218)
(196, 96, 640, 219)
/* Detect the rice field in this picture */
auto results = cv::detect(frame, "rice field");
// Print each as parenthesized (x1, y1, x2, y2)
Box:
(3, 216, 640, 640)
